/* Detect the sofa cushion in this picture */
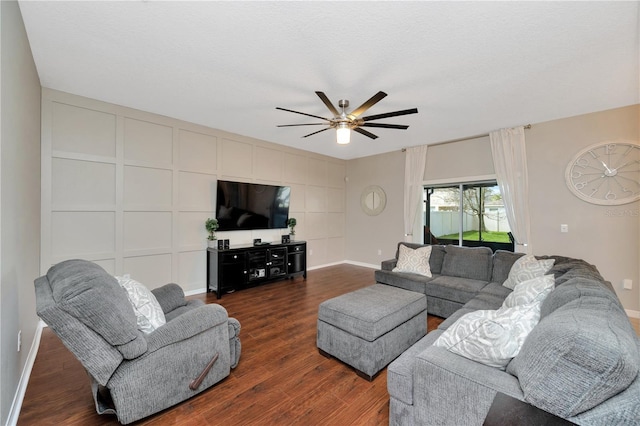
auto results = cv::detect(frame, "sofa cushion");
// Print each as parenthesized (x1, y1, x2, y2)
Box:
(437, 308, 476, 331)
(463, 291, 508, 311)
(441, 245, 493, 281)
(491, 250, 525, 283)
(426, 275, 488, 305)
(374, 269, 433, 294)
(393, 244, 432, 277)
(395, 243, 446, 274)
(542, 256, 605, 285)
(502, 275, 555, 308)
(507, 297, 640, 418)
(540, 276, 623, 320)
(429, 245, 446, 274)
(116, 275, 166, 334)
(502, 254, 555, 290)
(434, 301, 542, 369)
(569, 339, 640, 425)
(478, 282, 513, 299)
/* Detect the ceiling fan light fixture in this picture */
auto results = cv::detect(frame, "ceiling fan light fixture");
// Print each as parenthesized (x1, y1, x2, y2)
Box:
(277, 91, 418, 144)
(336, 123, 350, 144)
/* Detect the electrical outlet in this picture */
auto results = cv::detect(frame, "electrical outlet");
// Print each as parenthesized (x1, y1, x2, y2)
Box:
(623, 279, 633, 290)
(560, 224, 569, 233)
(309, 249, 313, 256)
(17, 330, 22, 352)
(377, 249, 382, 256)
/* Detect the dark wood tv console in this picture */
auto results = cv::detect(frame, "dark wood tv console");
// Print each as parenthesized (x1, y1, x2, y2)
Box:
(207, 241, 306, 298)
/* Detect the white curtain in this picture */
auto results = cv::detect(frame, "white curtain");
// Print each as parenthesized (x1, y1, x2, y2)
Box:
(489, 126, 531, 253)
(404, 145, 428, 242)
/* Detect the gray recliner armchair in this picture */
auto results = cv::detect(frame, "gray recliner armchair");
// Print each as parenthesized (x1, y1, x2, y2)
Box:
(34, 259, 241, 424)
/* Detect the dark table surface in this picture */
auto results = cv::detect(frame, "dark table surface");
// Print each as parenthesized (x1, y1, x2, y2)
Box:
(483, 392, 576, 426)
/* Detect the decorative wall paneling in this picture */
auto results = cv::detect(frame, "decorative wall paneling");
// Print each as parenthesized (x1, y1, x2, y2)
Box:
(41, 89, 346, 293)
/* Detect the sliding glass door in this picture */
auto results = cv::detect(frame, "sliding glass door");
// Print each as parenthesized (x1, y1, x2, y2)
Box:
(424, 181, 514, 252)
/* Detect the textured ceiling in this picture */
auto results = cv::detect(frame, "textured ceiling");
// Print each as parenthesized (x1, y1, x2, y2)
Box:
(18, 1, 640, 160)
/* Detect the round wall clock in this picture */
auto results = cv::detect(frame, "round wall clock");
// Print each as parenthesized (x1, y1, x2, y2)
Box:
(565, 141, 640, 205)
(361, 185, 387, 215)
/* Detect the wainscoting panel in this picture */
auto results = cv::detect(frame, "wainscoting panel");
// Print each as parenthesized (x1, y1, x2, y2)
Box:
(123, 211, 172, 252)
(123, 117, 173, 164)
(42, 88, 346, 293)
(51, 211, 115, 257)
(123, 254, 173, 289)
(123, 165, 173, 208)
(178, 129, 217, 174)
(306, 185, 327, 212)
(52, 158, 115, 207)
(51, 102, 116, 156)
(253, 146, 283, 182)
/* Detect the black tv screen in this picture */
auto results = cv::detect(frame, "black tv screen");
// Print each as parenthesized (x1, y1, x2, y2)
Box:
(216, 180, 290, 231)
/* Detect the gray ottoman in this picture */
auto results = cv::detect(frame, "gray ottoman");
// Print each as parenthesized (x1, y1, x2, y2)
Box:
(317, 284, 427, 380)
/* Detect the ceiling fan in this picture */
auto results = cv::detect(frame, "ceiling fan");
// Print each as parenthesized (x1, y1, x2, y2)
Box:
(276, 91, 418, 144)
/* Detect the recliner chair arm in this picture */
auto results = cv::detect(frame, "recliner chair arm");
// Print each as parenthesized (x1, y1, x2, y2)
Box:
(146, 303, 229, 353)
(151, 283, 188, 314)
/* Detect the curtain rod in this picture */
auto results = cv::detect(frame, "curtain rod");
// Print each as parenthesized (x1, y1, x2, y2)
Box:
(402, 124, 531, 152)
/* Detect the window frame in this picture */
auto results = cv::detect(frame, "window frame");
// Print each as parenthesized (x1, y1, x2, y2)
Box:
(424, 179, 514, 252)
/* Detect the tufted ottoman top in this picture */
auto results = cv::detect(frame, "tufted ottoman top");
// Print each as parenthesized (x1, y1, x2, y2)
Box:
(318, 284, 427, 342)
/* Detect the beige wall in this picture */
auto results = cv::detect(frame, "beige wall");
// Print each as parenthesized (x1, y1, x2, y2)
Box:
(346, 105, 639, 313)
(0, 1, 42, 423)
(424, 136, 495, 182)
(41, 89, 346, 293)
(527, 105, 639, 312)
(345, 150, 406, 264)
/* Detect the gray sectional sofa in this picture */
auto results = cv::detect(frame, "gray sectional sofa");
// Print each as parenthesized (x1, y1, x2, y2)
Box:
(375, 242, 640, 425)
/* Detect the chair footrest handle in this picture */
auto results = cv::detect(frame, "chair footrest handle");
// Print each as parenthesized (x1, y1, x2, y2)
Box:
(189, 352, 219, 390)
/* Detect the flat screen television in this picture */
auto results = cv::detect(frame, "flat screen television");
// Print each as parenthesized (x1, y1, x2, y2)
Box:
(216, 180, 290, 231)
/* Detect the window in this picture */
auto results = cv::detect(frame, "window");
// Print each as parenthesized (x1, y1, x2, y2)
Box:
(424, 181, 514, 252)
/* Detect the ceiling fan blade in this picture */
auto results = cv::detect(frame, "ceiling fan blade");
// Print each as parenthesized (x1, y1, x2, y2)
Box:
(348, 91, 388, 119)
(361, 108, 418, 122)
(353, 127, 379, 140)
(277, 123, 326, 127)
(276, 107, 331, 122)
(315, 91, 340, 116)
(302, 127, 331, 138)
(360, 123, 410, 130)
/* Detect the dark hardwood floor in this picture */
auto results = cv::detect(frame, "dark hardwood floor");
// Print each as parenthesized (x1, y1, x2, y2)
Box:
(19, 264, 444, 425)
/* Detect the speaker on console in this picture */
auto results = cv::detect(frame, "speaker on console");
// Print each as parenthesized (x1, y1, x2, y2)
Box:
(217, 240, 224, 250)
(224, 239, 230, 249)
(281, 235, 290, 244)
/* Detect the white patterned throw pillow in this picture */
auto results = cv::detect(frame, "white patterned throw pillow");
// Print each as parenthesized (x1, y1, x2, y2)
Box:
(502, 275, 555, 308)
(393, 244, 432, 277)
(502, 254, 555, 290)
(434, 301, 542, 369)
(116, 275, 166, 334)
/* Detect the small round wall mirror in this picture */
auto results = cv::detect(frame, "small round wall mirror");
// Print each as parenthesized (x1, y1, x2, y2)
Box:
(361, 185, 387, 216)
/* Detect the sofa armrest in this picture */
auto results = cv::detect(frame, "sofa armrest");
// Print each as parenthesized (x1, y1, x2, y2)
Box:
(381, 258, 398, 271)
(151, 283, 188, 314)
(412, 345, 523, 425)
(146, 303, 229, 353)
(227, 317, 242, 368)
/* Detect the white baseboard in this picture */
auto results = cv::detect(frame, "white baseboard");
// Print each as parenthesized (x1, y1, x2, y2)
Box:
(625, 309, 640, 319)
(6, 320, 44, 426)
(342, 260, 379, 270)
(184, 288, 207, 297)
(308, 261, 344, 270)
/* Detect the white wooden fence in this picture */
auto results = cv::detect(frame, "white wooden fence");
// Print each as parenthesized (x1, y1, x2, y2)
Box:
(429, 209, 511, 237)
